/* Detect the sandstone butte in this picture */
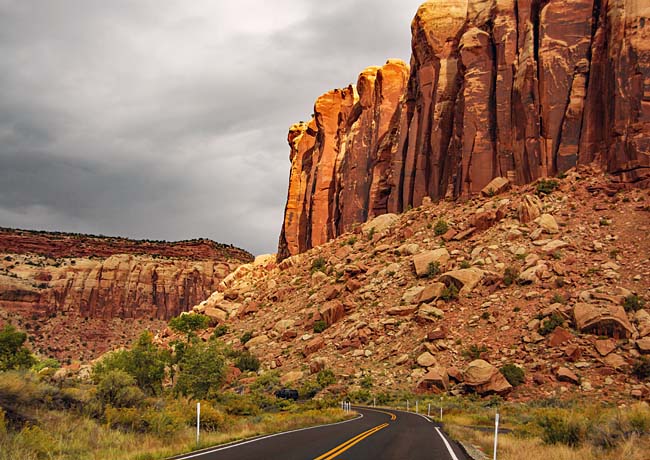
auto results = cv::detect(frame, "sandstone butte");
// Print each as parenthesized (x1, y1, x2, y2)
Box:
(0, 228, 253, 359)
(277, 0, 650, 261)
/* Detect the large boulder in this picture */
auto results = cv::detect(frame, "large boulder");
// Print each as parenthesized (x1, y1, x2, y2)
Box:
(413, 249, 451, 277)
(573, 303, 635, 339)
(362, 213, 399, 236)
(463, 360, 512, 396)
(439, 268, 485, 295)
(417, 366, 449, 393)
(320, 300, 345, 326)
(518, 195, 542, 223)
(481, 177, 510, 196)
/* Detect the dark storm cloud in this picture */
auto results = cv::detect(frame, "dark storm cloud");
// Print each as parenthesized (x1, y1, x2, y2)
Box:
(0, 0, 424, 255)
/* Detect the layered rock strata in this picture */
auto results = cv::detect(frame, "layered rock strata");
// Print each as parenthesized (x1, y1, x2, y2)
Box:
(0, 229, 253, 321)
(278, 0, 650, 260)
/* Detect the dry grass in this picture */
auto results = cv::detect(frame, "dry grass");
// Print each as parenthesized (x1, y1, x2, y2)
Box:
(0, 408, 350, 460)
(446, 425, 650, 460)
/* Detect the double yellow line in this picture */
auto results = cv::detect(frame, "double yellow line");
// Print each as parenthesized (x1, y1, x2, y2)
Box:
(313, 423, 389, 460)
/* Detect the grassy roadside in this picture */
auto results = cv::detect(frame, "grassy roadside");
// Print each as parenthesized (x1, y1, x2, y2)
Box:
(0, 407, 352, 460)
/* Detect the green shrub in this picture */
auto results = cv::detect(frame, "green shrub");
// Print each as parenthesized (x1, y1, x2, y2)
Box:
(346, 236, 357, 246)
(536, 179, 559, 196)
(310, 257, 327, 274)
(441, 284, 459, 301)
(459, 260, 471, 269)
(623, 294, 645, 313)
(212, 324, 228, 339)
(360, 375, 373, 389)
(500, 364, 525, 387)
(198, 402, 227, 432)
(503, 266, 520, 286)
(539, 414, 584, 446)
(92, 332, 168, 395)
(463, 344, 488, 360)
(313, 320, 328, 333)
(551, 293, 565, 304)
(13, 425, 57, 458)
(240, 331, 253, 344)
(539, 313, 565, 336)
(316, 369, 336, 388)
(0, 325, 36, 371)
(298, 380, 321, 400)
(433, 219, 449, 236)
(235, 351, 260, 372)
(105, 406, 147, 432)
(426, 262, 441, 278)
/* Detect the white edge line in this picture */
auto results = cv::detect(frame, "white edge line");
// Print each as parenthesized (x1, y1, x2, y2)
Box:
(173, 413, 364, 460)
(435, 426, 461, 460)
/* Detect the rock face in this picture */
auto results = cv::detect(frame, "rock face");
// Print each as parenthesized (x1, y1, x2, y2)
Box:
(0, 229, 252, 321)
(278, 0, 650, 259)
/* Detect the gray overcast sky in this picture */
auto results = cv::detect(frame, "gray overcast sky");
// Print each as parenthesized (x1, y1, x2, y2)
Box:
(0, 0, 423, 255)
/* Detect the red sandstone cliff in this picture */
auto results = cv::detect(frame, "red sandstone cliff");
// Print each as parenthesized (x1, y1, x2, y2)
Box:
(278, 0, 650, 260)
(0, 228, 253, 321)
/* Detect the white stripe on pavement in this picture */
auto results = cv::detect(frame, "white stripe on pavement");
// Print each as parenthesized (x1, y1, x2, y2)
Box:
(435, 426, 460, 460)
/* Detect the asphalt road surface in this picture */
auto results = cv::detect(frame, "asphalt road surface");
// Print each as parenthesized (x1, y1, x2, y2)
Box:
(172, 406, 468, 460)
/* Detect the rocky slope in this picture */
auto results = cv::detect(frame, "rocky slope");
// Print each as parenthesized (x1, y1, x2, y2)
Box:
(278, 0, 650, 260)
(185, 169, 650, 401)
(0, 229, 252, 360)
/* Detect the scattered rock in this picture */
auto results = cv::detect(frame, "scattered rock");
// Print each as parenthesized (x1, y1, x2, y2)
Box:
(463, 359, 512, 395)
(481, 177, 510, 197)
(573, 303, 635, 339)
(416, 351, 437, 367)
(556, 367, 580, 385)
(439, 268, 485, 295)
(413, 249, 451, 277)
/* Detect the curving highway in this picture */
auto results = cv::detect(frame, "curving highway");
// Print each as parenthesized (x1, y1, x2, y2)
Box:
(171, 406, 468, 460)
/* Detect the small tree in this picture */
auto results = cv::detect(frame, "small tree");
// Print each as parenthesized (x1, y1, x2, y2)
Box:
(175, 342, 225, 399)
(0, 325, 35, 371)
(168, 313, 210, 343)
(96, 370, 145, 408)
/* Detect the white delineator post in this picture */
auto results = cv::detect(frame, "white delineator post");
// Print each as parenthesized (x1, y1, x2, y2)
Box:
(196, 402, 201, 447)
(440, 397, 443, 422)
(493, 412, 500, 460)
(427, 403, 431, 417)
(416, 400, 419, 414)
(406, 400, 409, 411)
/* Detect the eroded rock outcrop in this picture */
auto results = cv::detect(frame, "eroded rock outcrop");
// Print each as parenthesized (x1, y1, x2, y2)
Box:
(278, 0, 650, 259)
(0, 229, 252, 321)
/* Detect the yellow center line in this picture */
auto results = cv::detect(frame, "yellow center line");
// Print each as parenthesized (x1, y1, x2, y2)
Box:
(358, 407, 397, 421)
(313, 423, 389, 460)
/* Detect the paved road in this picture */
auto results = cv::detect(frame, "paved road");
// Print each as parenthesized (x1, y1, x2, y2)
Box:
(171, 406, 468, 460)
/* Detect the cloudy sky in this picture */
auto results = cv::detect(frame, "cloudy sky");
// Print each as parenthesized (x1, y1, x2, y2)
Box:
(0, 0, 423, 255)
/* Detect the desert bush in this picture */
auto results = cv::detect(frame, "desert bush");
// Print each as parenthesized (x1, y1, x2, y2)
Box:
(212, 324, 228, 339)
(463, 344, 488, 360)
(539, 313, 565, 336)
(539, 414, 584, 446)
(251, 371, 281, 393)
(298, 380, 321, 400)
(0, 325, 35, 372)
(316, 370, 336, 388)
(234, 351, 260, 372)
(536, 179, 559, 196)
(12, 425, 56, 459)
(434, 219, 449, 236)
(105, 406, 147, 432)
(500, 364, 525, 387)
(96, 370, 144, 408)
(426, 261, 441, 278)
(239, 331, 253, 344)
(220, 394, 259, 416)
(503, 266, 520, 286)
(310, 256, 327, 274)
(441, 284, 459, 301)
(198, 402, 227, 432)
(624, 294, 645, 312)
(360, 375, 373, 389)
(93, 332, 168, 396)
(313, 320, 328, 333)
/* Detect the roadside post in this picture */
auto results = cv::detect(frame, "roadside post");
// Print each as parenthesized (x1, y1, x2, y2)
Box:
(406, 400, 409, 412)
(196, 402, 201, 447)
(427, 403, 431, 417)
(493, 411, 500, 460)
(440, 397, 443, 422)
(373, 397, 376, 407)
(416, 400, 419, 414)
